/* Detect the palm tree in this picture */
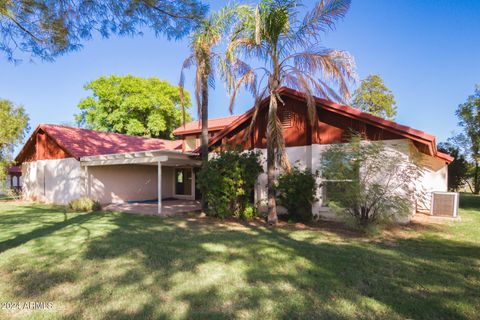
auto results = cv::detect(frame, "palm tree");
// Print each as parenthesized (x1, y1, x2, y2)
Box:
(227, 0, 356, 224)
(179, 5, 243, 211)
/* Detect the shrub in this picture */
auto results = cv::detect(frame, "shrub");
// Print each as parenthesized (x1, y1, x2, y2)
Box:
(276, 166, 318, 222)
(321, 134, 421, 228)
(68, 197, 101, 212)
(5, 188, 21, 200)
(242, 204, 257, 220)
(197, 149, 263, 220)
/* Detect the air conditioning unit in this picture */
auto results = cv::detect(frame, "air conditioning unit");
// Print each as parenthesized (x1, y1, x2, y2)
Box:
(430, 192, 459, 218)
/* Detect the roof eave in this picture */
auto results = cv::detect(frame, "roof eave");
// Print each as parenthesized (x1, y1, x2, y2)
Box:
(173, 126, 226, 136)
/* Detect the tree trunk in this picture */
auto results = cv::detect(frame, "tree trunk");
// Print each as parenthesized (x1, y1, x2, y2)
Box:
(267, 95, 278, 225)
(475, 161, 480, 195)
(266, 51, 281, 226)
(200, 75, 209, 211)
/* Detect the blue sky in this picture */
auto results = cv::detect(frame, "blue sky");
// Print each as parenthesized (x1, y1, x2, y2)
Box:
(1, 0, 479, 155)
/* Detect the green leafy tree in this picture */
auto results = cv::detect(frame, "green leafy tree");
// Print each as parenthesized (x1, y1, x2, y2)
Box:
(454, 85, 480, 194)
(227, 0, 356, 224)
(352, 74, 397, 120)
(76, 75, 191, 139)
(0, 99, 29, 184)
(0, 0, 207, 61)
(438, 142, 469, 191)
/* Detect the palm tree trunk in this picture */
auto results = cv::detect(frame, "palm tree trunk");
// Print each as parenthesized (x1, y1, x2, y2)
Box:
(200, 75, 209, 211)
(266, 95, 278, 225)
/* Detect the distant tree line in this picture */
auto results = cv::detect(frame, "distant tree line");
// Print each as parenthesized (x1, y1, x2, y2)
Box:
(439, 85, 480, 194)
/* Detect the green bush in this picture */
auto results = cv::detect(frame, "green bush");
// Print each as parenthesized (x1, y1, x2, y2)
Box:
(197, 149, 263, 220)
(276, 166, 318, 222)
(242, 204, 257, 220)
(68, 197, 101, 212)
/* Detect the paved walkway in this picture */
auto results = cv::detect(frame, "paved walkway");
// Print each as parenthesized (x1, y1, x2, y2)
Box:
(103, 199, 201, 216)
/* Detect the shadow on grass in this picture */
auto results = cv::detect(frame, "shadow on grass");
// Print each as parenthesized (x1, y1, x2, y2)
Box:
(0, 204, 69, 225)
(0, 212, 93, 253)
(76, 213, 480, 319)
(1, 202, 479, 319)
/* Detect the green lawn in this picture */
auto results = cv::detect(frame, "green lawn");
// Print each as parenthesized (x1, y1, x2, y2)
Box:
(0, 196, 479, 320)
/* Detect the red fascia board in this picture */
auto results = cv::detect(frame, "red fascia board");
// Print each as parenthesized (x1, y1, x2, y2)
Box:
(436, 151, 454, 163)
(173, 125, 226, 136)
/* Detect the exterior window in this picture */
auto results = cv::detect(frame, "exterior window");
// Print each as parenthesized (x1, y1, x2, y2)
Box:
(280, 109, 292, 127)
(175, 168, 192, 195)
(322, 180, 354, 206)
(321, 155, 359, 206)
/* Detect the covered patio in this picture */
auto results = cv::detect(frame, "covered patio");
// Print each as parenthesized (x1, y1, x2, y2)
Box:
(80, 149, 201, 215)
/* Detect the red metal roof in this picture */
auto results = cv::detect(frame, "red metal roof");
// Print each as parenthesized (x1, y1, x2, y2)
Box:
(16, 124, 183, 162)
(203, 87, 454, 163)
(172, 115, 241, 136)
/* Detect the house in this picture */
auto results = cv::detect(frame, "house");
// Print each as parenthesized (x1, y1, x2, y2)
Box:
(16, 124, 201, 213)
(202, 87, 453, 218)
(16, 87, 452, 218)
(4, 166, 22, 193)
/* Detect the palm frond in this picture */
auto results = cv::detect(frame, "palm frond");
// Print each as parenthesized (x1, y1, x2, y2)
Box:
(283, 48, 355, 101)
(179, 54, 196, 126)
(287, 0, 350, 50)
(284, 67, 317, 124)
(208, 69, 216, 90)
(229, 69, 257, 114)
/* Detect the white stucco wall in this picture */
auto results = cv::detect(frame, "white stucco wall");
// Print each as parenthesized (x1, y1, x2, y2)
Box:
(412, 148, 448, 212)
(22, 158, 85, 204)
(161, 166, 175, 200)
(253, 139, 449, 221)
(87, 165, 179, 204)
(22, 160, 191, 205)
(88, 165, 155, 204)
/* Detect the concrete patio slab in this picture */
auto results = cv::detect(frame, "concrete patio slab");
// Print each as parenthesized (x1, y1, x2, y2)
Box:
(103, 199, 201, 216)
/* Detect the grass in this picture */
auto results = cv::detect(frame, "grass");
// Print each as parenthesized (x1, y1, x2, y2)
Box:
(0, 196, 478, 319)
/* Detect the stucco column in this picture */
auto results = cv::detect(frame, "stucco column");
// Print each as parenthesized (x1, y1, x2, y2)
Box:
(158, 161, 162, 214)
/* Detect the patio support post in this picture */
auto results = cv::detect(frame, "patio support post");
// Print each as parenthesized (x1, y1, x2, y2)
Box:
(158, 161, 162, 214)
(84, 166, 89, 198)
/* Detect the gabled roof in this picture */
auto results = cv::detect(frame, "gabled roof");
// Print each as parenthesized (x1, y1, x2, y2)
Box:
(16, 124, 183, 162)
(172, 115, 241, 136)
(203, 87, 453, 163)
